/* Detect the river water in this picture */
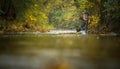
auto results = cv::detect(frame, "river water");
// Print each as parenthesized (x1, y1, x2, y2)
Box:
(0, 30, 120, 69)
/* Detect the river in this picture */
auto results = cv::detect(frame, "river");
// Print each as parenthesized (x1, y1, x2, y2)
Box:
(0, 30, 120, 69)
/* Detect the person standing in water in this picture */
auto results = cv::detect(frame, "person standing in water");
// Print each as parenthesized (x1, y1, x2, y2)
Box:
(76, 9, 90, 33)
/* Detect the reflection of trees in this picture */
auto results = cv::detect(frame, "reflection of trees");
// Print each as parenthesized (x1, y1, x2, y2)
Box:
(80, 36, 103, 60)
(0, 35, 21, 54)
(81, 36, 120, 61)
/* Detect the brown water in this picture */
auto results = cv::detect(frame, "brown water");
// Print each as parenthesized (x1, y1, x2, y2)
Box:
(0, 33, 120, 69)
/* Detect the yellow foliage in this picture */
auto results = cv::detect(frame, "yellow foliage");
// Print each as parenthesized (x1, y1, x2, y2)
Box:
(71, 6, 76, 10)
(7, 23, 25, 32)
(10, 24, 17, 30)
(65, 13, 73, 21)
(34, 4, 38, 7)
(29, 15, 36, 21)
(90, 15, 100, 27)
(41, 14, 47, 19)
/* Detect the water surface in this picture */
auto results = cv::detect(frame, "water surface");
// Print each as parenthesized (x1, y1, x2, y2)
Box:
(0, 33, 120, 69)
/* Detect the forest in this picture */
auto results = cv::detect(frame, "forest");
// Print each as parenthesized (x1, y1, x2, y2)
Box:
(0, 0, 120, 34)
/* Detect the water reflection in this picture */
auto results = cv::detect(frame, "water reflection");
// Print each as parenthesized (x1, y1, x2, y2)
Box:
(0, 34, 120, 69)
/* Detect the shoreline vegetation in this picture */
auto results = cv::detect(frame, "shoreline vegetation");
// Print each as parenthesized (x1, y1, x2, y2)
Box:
(0, 0, 120, 34)
(0, 20, 52, 33)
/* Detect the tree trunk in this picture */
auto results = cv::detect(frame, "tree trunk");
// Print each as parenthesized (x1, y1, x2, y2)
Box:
(0, 0, 16, 20)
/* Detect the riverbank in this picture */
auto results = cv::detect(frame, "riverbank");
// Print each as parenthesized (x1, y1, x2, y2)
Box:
(0, 30, 119, 37)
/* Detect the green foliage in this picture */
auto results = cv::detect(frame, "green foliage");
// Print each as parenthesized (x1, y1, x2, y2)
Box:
(104, 0, 120, 19)
(0, 0, 54, 32)
(0, 0, 120, 33)
(78, 0, 120, 34)
(48, 0, 78, 29)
